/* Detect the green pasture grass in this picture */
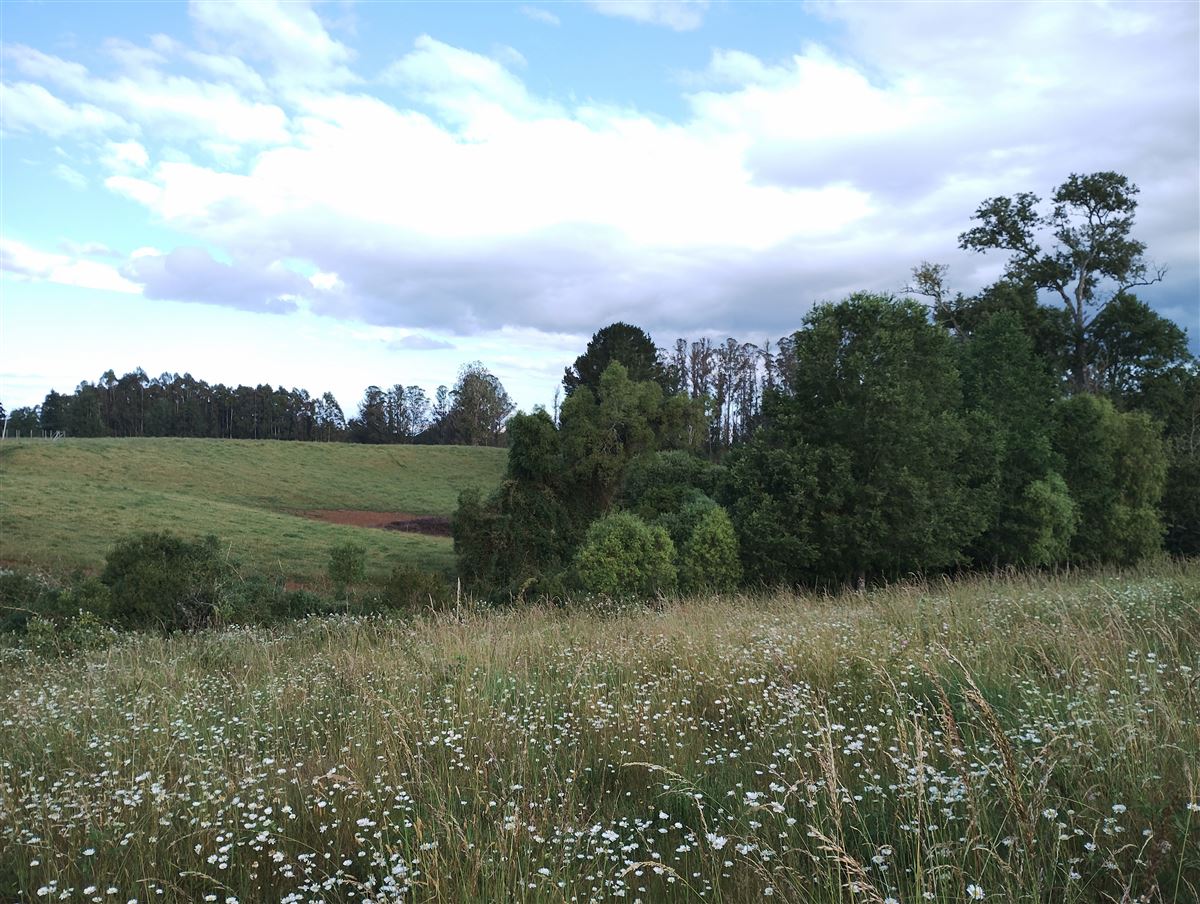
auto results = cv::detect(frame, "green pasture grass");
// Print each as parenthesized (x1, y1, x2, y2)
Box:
(1, 562, 1197, 902)
(0, 438, 507, 577)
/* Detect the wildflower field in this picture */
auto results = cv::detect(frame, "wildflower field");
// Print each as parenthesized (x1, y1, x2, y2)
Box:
(1, 563, 1197, 903)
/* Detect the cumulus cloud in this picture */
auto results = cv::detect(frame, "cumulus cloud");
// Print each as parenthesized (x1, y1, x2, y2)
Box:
(0, 81, 129, 136)
(189, 0, 356, 90)
(1, 239, 140, 294)
(585, 0, 710, 31)
(122, 247, 312, 313)
(2, 1, 1196, 345)
(3, 44, 290, 147)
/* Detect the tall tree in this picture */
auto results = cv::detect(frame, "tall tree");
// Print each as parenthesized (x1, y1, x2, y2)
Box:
(959, 313, 1075, 565)
(442, 363, 514, 446)
(351, 386, 389, 444)
(1089, 292, 1192, 399)
(959, 171, 1163, 390)
(563, 322, 670, 397)
(725, 294, 981, 586)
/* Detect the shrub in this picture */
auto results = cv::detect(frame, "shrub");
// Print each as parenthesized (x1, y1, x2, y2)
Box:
(678, 505, 742, 595)
(0, 570, 57, 634)
(380, 565, 452, 611)
(574, 511, 676, 599)
(654, 491, 718, 550)
(24, 610, 113, 656)
(101, 532, 228, 631)
(454, 482, 577, 598)
(327, 542, 367, 595)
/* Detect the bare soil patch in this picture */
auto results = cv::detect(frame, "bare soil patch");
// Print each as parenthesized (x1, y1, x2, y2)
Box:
(299, 509, 453, 537)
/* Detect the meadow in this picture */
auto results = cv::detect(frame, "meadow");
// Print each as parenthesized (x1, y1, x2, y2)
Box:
(1, 562, 1196, 902)
(0, 439, 507, 578)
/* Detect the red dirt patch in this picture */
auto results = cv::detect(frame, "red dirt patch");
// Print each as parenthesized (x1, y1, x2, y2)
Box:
(299, 509, 452, 537)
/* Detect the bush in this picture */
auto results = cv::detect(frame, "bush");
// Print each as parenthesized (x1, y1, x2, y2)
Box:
(24, 610, 113, 656)
(678, 505, 742, 595)
(101, 532, 229, 631)
(574, 511, 676, 599)
(0, 570, 58, 634)
(653, 491, 718, 550)
(454, 482, 577, 598)
(380, 565, 452, 611)
(327, 542, 367, 594)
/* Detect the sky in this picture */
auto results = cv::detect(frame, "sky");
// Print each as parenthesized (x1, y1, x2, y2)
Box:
(2, 0, 1198, 415)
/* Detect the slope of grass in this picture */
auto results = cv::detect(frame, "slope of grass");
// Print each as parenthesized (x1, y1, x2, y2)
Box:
(0, 438, 507, 576)
(1, 563, 1196, 902)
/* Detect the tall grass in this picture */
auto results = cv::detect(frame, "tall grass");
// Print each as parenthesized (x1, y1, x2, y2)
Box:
(1, 562, 1197, 902)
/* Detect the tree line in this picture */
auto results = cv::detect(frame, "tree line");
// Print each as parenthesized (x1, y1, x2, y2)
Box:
(454, 171, 1198, 599)
(1, 362, 515, 447)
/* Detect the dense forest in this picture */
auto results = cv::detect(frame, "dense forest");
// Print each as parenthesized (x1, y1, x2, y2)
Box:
(1, 362, 517, 447)
(454, 172, 1199, 597)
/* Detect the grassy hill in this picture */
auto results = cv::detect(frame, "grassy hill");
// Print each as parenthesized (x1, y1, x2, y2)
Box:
(0, 438, 507, 578)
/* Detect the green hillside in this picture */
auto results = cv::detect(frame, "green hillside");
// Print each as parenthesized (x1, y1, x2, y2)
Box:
(0, 438, 507, 578)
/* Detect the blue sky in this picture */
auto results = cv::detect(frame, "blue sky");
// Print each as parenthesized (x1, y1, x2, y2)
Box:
(2, 0, 1197, 415)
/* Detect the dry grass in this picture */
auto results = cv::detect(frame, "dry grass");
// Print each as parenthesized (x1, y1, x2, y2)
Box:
(1, 561, 1197, 902)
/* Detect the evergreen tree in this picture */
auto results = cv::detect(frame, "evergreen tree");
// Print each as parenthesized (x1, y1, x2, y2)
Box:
(563, 322, 670, 397)
(726, 294, 981, 586)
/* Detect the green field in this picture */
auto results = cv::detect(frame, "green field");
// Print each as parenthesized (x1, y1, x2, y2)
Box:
(1, 563, 1196, 901)
(0, 438, 507, 578)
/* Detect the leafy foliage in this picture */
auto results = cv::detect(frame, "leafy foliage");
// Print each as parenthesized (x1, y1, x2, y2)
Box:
(559, 363, 705, 518)
(573, 511, 676, 598)
(728, 294, 982, 585)
(959, 312, 1075, 566)
(677, 505, 741, 595)
(101, 531, 229, 631)
(1053, 394, 1166, 563)
(958, 171, 1162, 390)
(453, 482, 577, 599)
(379, 565, 452, 611)
(327, 542, 367, 594)
(620, 450, 721, 522)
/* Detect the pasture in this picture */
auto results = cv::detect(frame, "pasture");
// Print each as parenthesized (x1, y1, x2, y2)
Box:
(0, 438, 507, 578)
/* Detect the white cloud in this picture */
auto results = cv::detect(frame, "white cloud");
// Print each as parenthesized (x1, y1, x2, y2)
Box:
(2, 1, 1195, 346)
(53, 163, 88, 189)
(189, 0, 356, 90)
(520, 6, 561, 26)
(0, 81, 129, 137)
(379, 35, 557, 132)
(585, 0, 710, 31)
(388, 333, 456, 351)
(103, 139, 150, 172)
(0, 239, 141, 294)
(122, 246, 312, 313)
(3, 44, 290, 147)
